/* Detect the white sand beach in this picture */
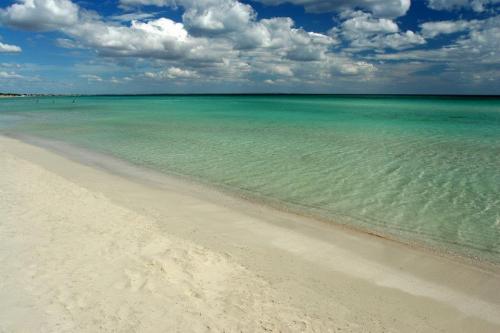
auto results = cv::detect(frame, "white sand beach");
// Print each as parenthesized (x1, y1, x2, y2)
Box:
(1, 135, 500, 332)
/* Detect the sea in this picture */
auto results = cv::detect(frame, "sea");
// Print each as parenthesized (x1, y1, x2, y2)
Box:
(1, 95, 499, 263)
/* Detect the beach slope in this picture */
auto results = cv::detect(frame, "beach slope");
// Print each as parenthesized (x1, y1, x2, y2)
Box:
(1, 135, 500, 332)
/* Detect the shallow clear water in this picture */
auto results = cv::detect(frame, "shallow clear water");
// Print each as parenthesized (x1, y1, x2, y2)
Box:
(1, 95, 500, 262)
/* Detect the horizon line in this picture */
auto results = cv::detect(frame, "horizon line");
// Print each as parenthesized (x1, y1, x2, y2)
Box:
(3, 93, 500, 98)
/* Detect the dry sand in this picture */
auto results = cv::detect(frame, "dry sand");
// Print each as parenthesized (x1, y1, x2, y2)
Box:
(1, 135, 500, 332)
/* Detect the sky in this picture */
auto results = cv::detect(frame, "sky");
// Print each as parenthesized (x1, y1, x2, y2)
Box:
(0, 0, 499, 94)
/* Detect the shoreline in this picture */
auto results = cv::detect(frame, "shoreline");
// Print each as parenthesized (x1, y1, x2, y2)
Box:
(2, 134, 500, 331)
(8, 132, 499, 270)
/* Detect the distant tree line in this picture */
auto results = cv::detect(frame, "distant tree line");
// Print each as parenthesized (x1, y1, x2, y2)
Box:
(0, 92, 22, 97)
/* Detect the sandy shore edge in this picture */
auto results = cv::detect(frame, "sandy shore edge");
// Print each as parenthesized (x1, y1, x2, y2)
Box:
(1, 134, 500, 332)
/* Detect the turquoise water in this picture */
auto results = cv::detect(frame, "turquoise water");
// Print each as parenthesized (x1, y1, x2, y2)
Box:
(1, 95, 500, 262)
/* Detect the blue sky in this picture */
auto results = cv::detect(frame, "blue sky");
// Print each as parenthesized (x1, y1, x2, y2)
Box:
(0, 0, 499, 94)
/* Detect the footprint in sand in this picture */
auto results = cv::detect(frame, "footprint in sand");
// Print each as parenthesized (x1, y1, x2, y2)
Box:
(124, 269, 146, 292)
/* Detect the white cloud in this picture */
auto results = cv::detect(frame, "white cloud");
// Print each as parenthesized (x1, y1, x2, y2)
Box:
(0, 0, 80, 31)
(370, 30, 426, 50)
(0, 62, 22, 68)
(455, 16, 500, 64)
(335, 11, 399, 40)
(420, 20, 472, 38)
(268, 64, 294, 76)
(55, 38, 81, 49)
(250, 18, 336, 60)
(320, 56, 378, 79)
(109, 12, 157, 22)
(0, 41, 22, 53)
(427, 0, 500, 12)
(0, 0, 387, 87)
(0, 0, 338, 67)
(145, 67, 199, 79)
(376, 15, 500, 68)
(80, 74, 103, 82)
(119, 0, 256, 35)
(0, 71, 24, 79)
(332, 11, 425, 51)
(110, 76, 133, 84)
(254, 0, 411, 17)
(117, 0, 338, 59)
(182, 0, 255, 34)
(338, 61, 377, 76)
(64, 17, 206, 61)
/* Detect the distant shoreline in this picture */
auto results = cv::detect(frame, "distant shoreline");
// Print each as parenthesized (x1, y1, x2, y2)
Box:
(0, 93, 73, 98)
(0, 94, 22, 98)
(2, 93, 499, 99)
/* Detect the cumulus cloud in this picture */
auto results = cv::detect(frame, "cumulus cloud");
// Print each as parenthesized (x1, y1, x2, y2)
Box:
(145, 67, 199, 79)
(427, 0, 500, 12)
(0, 0, 498, 94)
(65, 18, 197, 60)
(337, 61, 377, 76)
(0, 0, 79, 31)
(455, 15, 500, 64)
(331, 11, 425, 50)
(1, 0, 382, 87)
(260, 63, 294, 77)
(0, 41, 22, 53)
(375, 14, 500, 82)
(420, 20, 472, 38)
(0, 0, 338, 71)
(335, 11, 399, 40)
(271, 65, 294, 76)
(417, 16, 499, 62)
(254, 0, 411, 17)
(116, 0, 338, 57)
(182, 0, 255, 35)
(380, 31, 426, 49)
(120, 0, 256, 35)
(249, 18, 337, 60)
